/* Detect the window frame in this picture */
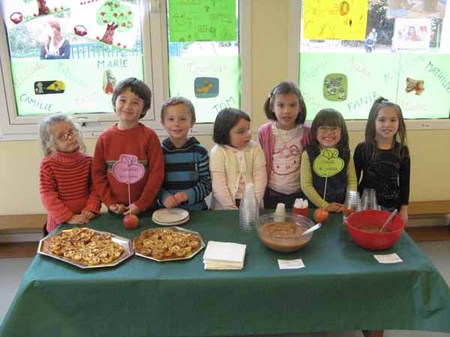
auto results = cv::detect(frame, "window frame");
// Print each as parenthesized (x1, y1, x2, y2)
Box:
(0, 0, 251, 140)
(289, 0, 450, 130)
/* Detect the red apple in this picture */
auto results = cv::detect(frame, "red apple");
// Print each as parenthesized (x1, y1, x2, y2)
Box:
(123, 214, 139, 229)
(313, 208, 329, 223)
(10, 12, 23, 24)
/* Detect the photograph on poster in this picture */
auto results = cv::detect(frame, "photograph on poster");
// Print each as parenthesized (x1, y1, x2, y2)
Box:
(392, 18, 431, 49)
(387, 0, 447, 19)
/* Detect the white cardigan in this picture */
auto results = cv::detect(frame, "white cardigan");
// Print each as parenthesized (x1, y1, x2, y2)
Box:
(209, 141, 267, 210)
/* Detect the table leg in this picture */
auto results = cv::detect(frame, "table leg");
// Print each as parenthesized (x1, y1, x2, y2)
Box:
(362, 330, 384, 337)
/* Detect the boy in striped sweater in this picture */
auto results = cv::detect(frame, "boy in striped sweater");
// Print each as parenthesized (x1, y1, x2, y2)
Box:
(159, 97, 212, 211)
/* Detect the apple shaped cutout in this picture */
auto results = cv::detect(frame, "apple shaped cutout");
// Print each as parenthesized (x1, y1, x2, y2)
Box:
(10, 12, 24, 24)
(123, 214, 139, 229)
(312, 148, 344, 178)
(74, 25, 88, 36)
(112, 154, 145, 184)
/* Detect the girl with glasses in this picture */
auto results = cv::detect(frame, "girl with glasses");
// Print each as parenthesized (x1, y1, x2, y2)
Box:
(300, 109, 357, 213)
(39, 113, 100, 235)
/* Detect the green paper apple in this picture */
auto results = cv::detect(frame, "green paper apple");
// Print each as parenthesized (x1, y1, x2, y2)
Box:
(313, 148, 344, 178)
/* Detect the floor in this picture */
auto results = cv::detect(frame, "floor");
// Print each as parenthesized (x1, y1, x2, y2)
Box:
(1, 239, 450, 337)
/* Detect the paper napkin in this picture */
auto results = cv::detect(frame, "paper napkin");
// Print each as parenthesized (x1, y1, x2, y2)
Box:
(203, 241, 246, 270)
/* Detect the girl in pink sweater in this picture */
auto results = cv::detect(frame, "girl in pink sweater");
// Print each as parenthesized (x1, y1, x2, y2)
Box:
(39, 113, 101, 234)
(258, 81, 311, 209)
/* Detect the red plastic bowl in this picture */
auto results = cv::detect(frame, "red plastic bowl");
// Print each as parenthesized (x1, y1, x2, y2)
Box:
(346, 210, 405, 250)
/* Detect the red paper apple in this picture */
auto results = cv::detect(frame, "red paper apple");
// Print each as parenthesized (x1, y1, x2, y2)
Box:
(123, 214, 139, 229)
(10, 12, 23, 24)
(74, 25, 87, 36)
(313, 208, 329, 223)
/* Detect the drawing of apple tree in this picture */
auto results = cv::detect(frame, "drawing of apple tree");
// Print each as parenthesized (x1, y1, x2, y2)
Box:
(22, 0, 66, 18)
(96, 0, 134, 45)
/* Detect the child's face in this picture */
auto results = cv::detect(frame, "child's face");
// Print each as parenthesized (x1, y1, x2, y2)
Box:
(161, 104, 194, 147)
(375, 106, 399, 142)
(52, 121, 80, 154)
(316, 125, 341, 148)
(229, 118, 251, 150)
(115, 88, 144, 128)
(273, 93, 300, 130)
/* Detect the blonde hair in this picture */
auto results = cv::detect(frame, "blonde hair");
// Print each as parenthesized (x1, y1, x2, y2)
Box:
(39, 113, 85, 156)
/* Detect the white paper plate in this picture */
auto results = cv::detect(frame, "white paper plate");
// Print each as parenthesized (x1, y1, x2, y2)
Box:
(152, 215, 190, 226)
(152, 208, 189, 224)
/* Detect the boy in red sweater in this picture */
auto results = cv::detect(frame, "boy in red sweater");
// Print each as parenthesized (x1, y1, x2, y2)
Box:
(92, 78, 164, 215)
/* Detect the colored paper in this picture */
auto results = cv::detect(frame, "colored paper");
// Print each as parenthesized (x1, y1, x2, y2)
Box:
(303, 0, 368, 40)
(168, 0, 236, 42)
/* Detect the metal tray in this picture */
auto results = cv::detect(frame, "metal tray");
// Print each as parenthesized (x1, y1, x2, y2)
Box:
(38, 228, 134, 269)
(134, 226, 205, 262)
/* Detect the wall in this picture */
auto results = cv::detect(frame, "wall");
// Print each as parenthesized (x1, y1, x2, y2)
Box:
(0, 0, 449, 215)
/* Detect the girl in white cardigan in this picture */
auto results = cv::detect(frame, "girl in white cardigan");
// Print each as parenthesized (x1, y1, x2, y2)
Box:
(210, 108, 267, 210)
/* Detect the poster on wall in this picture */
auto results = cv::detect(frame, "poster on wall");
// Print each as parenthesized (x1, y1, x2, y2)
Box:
(299, 52, 450, 120)
(1, 0, 145, 117)
(303, 0, 368, 40)
(387, 0, 447, 18)
(392, 18, 431, 50)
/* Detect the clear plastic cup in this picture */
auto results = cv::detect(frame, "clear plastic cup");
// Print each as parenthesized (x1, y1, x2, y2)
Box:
(343, 190, 362, 223)
(361, 188, 378, 210)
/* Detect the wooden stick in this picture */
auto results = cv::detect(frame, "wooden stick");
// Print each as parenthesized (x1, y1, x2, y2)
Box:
(322, 175, 328, 209)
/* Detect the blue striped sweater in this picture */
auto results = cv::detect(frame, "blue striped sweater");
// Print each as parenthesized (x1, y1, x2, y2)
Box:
(159, 137, 212, 211)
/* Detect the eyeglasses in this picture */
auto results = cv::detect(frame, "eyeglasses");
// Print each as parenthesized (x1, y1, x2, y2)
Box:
(57, 129, 78, 141)
(318, 126, 340, 132)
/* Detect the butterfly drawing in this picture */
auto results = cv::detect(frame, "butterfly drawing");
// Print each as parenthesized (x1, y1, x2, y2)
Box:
(405, 77, 425, 95)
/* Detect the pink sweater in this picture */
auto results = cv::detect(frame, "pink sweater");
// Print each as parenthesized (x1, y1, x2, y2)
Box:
(39, 151, 101, 232)
(258, 121, 312, 181)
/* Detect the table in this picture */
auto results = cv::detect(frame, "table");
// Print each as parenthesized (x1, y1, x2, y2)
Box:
(1, 211, 450, 337)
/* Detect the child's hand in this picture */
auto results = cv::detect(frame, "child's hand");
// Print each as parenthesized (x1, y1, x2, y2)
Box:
(125, 203, 141, 215)
(109, 204, 126, 214)
(81, 210, 96, 220)
(67, 214, 90, 224)
(163, 195, 179, 208)
(325, 202, 344, 213)
(174, 192, 188, 204)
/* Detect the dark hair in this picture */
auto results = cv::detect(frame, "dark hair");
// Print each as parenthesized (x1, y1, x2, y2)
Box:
(310, 108, 349, 156)
(263, 81, 307, 125)
(365, 97, 407, 158)
(213, 108, 251, 146)
(111, 77, 152, 118)
(160, 96, 196, 123)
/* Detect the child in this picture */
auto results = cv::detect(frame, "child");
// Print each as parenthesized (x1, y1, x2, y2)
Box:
(39, 113, 101, 234)
(354, 97, 410, 222)
(210, 108, 267, 210)
(159, 97, 212, 211)
(92, 77, 164, 215)
(300, 109, 357, 212)
(258, 81, 311, 209)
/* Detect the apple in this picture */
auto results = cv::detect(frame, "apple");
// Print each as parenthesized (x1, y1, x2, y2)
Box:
(123, 214, 139, 229)
(313, 208, 329, 223)
(10, 12, 23, 24)
(74, 25, 88, 36)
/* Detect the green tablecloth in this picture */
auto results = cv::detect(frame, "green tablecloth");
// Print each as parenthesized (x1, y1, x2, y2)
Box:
(1, 211, 450, 337)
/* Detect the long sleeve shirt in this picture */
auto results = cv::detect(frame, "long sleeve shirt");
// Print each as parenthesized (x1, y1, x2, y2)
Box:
(159, 137, 212, 211)
(300, 150, 357, 208)
(92, 123, 164, 212)
(209, 141, 266, 210)
(40, 151, 101, 232)
(354, 142, 410, 210)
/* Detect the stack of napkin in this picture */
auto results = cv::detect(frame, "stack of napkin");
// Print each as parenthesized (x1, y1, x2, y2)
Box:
(203, 241, 246, 270)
